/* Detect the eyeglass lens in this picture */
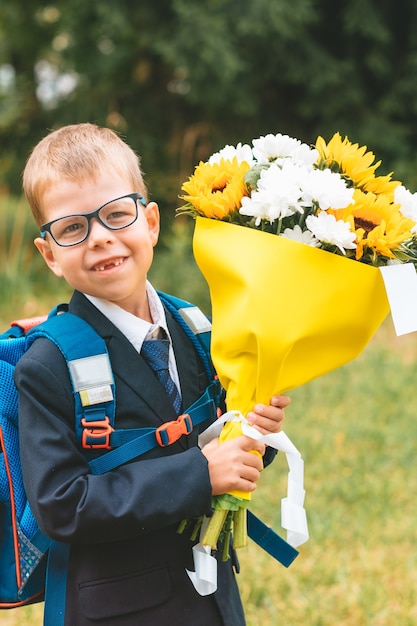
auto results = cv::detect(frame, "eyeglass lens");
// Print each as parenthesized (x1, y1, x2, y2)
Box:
(50, 196, 138, 246)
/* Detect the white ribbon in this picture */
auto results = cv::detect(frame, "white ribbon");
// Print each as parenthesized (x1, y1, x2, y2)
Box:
(187, 410, 308, 594)
(186, 518, 218, 596)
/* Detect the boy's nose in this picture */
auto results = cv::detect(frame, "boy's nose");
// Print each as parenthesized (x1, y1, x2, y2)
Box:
(87, 217, 116, 245)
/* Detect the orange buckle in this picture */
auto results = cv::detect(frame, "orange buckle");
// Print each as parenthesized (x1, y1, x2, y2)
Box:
(81, 416, 114, 450)
(155, 414, 193, 447)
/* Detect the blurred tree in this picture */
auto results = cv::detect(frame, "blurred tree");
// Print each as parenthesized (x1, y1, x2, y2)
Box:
(1, 0, 417, 217)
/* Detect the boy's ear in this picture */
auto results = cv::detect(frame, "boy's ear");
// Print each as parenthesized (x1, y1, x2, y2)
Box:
(145, 201, 160, 246)
(34, 237, 64, 277)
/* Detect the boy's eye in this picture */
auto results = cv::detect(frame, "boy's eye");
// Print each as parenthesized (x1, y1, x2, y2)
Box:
(107, 210, 128, 221)
(54, 218, 87, 241)
(101, 199, 137, 226)
(63, 221, 84, 233)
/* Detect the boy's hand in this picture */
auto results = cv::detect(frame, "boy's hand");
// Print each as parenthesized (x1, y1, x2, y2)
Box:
(201, 395, 290, 496)
(246, 394, 290, 436)
(201, 436, 265, 496)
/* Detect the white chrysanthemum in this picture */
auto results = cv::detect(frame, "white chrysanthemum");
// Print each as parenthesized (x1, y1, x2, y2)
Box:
(252, 133, 318, 168)
(395, 185, 417, 233)
(208, 142, 255, 166)
(301, 168, 354, 210)
(281, 224, 321, 247)
(239, 161, 308, 224)
(305, 212, 356, 254)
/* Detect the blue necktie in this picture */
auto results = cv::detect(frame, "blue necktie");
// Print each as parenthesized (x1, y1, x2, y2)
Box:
(141, 338, 182, 414)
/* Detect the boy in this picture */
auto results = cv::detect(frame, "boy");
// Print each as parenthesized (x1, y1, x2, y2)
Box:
(15, 123, 290, 626)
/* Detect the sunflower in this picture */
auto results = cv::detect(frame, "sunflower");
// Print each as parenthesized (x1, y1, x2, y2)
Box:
(180, 158, 250, 220)
(329, 189, 414, 262)
(316, 133, 400, 198)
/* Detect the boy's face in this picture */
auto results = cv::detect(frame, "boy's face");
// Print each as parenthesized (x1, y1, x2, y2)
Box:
(35, 171, 160, 318)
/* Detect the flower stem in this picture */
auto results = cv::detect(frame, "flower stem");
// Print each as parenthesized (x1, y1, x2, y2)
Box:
(177, 518, 188, 534)
(221, 511, 234, 561)
(201, 508, 229, 549)
(276, 217, 283, 235)
(190, 516, 204, 542)
(232, 507, 248, 549)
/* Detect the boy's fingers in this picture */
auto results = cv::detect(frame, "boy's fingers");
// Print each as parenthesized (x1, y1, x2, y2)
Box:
(270, 394, 291, 407)
(240, 436, 265, 455)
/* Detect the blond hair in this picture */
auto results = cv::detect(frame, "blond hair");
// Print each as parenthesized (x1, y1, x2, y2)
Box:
(23, 123, 148, 226)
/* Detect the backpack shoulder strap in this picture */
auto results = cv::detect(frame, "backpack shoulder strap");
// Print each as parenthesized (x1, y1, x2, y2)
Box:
(26, 306, 116, 448)
(157, 291, 215, 381)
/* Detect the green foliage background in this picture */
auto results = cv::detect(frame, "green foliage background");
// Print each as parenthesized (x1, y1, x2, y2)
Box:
(2, 0, 417, 221)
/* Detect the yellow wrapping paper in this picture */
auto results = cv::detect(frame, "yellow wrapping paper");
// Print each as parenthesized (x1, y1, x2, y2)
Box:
(193, 217, 390, 416)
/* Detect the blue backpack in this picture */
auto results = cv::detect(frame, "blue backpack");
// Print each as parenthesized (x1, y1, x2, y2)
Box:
(0, 292, 298, 623)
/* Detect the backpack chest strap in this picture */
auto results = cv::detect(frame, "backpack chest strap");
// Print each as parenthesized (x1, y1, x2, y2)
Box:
(87, 379, 222, 475)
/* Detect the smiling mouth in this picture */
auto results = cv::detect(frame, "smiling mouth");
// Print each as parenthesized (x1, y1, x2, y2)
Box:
(93, 257, 126, 271)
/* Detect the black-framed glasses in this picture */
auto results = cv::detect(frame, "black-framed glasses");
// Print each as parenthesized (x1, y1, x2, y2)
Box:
(40, 192, 147, 247)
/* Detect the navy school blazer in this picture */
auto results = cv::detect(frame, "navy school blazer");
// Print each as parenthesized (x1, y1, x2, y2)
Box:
(15, 290, 248, 626)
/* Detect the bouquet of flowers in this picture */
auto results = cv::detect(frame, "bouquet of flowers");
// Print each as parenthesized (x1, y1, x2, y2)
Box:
(180, 132, 417, 264)
(177, 132, 417, 594)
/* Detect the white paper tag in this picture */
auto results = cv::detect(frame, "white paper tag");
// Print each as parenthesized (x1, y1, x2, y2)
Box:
(379, 264, 417, 336)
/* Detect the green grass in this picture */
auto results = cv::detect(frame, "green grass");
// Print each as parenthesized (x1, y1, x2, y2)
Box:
(2, 196, 417, 624)
(238, 323, 417, 625)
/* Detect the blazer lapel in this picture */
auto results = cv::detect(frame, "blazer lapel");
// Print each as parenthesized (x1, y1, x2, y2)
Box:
(165, 308, 208, 449)
(165, 309, 203, 411)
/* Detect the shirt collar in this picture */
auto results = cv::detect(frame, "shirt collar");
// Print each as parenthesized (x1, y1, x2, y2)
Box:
(84, 281, 171, 353)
